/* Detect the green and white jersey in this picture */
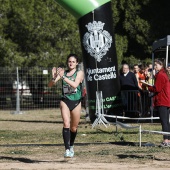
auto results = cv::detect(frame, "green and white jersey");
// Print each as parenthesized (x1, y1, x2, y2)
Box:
(62, 70, 82, 101)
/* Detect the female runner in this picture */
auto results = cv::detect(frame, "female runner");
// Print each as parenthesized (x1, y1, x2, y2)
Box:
(48, 54, 84, 157)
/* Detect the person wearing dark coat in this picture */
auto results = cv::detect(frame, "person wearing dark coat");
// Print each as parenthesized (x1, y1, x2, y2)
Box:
(119, 64, 139, 116)
(119, 64, 138, 90)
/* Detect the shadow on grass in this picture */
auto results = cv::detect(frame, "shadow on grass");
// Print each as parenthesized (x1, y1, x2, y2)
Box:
(117, 154, 170, 161)
(0, 119, 62, 124)
(0, 156, 48, 163)
(0, 156, 72, 163)
(0, 142, 139, 147)
(82, 129, 139, 135)
(0, 119, 90, 124)
(117, 154, 154, 159)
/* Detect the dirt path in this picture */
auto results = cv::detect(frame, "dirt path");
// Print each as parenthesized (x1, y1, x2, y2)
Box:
(1, 160, 170, 170)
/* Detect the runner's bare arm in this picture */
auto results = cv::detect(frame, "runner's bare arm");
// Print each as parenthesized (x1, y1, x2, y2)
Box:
(60, 70, 84, 89)
(48, 67, 63, 87)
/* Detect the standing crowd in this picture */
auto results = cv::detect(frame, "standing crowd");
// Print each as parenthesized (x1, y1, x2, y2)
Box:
(119, 59, 170, 147)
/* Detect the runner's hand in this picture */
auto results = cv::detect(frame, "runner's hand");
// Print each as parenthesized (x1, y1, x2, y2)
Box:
(52, 67, 57, 79)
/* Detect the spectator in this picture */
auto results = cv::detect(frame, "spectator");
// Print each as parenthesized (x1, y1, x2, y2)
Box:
(148, 63, 153, 73)
(133, 64, 146, 90)
(120, 64, 138, 91)
(148, 63, 156, 75)
(142, 59, 170, 147)
(145, 66, 152, 85)
(139, 65, 147, 90)
(119, 64, 139, 116)
(167, 63, 170, 76)
(134, 64, 149, 116)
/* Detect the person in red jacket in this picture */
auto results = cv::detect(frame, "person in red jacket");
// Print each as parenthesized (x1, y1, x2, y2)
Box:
(142, 59, 170, 147)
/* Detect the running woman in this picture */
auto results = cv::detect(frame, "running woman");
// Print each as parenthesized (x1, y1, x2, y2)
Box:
(48, 54, 84, 158)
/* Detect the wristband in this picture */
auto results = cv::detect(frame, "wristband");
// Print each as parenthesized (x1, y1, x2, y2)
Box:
(62, 75, 66, 79)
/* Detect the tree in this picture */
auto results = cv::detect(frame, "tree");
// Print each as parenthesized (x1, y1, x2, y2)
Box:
(112, 0, 151, 63)
(0, 0, 169, 67)
(0, 0, 81, 67)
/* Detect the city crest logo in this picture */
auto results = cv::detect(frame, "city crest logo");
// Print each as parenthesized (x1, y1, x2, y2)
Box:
(83, 21, 112, 62)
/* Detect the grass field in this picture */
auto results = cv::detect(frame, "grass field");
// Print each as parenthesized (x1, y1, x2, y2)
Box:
(0, 109, 170, 169)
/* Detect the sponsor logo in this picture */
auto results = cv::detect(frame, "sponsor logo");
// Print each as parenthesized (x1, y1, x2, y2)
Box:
(83, 21, 112, 62)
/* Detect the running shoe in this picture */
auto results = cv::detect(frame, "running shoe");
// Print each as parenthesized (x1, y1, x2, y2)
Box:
(159, 142, 169, 147)
(64, 149, 71, 158)
(69, 146, 74, 158)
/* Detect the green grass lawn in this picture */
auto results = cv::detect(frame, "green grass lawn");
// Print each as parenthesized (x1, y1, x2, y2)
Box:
(0, 109, 170, 164)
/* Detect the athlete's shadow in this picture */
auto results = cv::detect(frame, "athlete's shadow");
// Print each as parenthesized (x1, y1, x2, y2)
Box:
(0, 119, 62, 124)
(0, 156, 47, 163)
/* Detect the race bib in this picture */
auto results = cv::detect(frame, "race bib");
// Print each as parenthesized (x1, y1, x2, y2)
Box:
(63, 85, 77, 94)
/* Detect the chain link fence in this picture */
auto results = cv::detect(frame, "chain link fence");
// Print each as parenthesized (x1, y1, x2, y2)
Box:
(0, 67, 62, 111)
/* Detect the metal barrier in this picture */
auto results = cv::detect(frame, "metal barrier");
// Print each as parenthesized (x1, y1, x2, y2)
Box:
(121, 90, 152, 117)
(114, 121, 170, 147)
